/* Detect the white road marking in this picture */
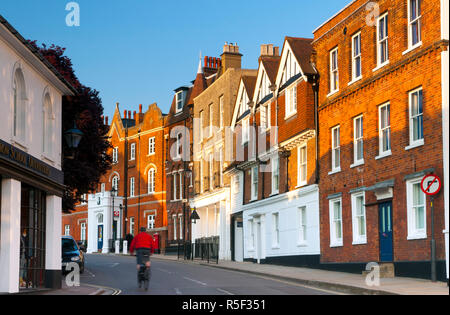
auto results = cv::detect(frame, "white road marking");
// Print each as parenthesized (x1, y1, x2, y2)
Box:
(156, 268, 173, 274)
(216, 288, 234, 295)
(183, 276, 207, 286)
(110, 263, 119, 268)
(175, 288, 182, 295)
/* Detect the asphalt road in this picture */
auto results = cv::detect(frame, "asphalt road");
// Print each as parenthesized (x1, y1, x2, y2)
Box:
(80, 254, 337, 295)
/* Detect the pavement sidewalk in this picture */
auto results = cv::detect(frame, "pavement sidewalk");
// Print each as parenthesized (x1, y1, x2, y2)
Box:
(151, 254, 449, 295)
(8, 282, 117, 295)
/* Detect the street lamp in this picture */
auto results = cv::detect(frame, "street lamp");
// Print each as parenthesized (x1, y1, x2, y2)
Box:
(64, 121, 84, 159)
(190, 207, 200, 225)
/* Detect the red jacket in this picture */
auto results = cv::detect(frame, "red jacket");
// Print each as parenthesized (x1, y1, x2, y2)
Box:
(130, 232, 154, 254)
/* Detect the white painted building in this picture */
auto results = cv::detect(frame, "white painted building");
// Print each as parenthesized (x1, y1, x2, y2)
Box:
(0, 15, 76, 293)
(86, 191, 123, 254)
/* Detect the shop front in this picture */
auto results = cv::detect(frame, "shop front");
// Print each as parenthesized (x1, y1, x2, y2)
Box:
(0, 140, 65, 293)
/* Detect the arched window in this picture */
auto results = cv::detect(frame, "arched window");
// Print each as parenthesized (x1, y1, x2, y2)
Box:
(112, 176, 119, 195)
(148, 168, 156, 194)
(43, 93, 54, 155)
(13, 68, 26, 142)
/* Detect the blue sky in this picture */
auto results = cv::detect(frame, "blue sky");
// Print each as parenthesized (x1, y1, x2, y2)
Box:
(1, 0, 350, 119)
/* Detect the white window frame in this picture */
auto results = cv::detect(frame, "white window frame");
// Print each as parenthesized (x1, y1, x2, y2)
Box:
(130, 143, 136, 161)
(378, 103, 392, 158)
(112, 176, 119, 195)
(242, 118, 250, 144)
(407, 178, 427, 240)
(179, 214, 183, 240)
(173, 173, 177, 200)
(176, 133, 182, 159)
(129, 217, 135, 236)
(219, 96, 224, 130)
(329, 198, 343, 247)
(351, 32, 362, 83)
(112, 147, 119, 164)
(297, 145, 307, 187)
(173, 215, 177, 240)
(80, 222, 86, 241)
(209, 103, 213, 138)
(147, 214, 155, 230)
(376, 13, 389, 68)
(209, 153, 214, 191)
(65, 225, 70, 236)
(351, 192, 367, 245)
(179, 171, 183, 200)
(148, 168, 156, 194)
(272, 213, 280, 248)
(271, 156, 279, 195)
(407, 0, 422, 50)
(331, 126, 341, 173)
(298, 206, 307, 246)
(176, 91, 184, 113)
(251, 166, 259, 201)
(353, 115, 364, 166)
(329, 47, 339, 94)
(408, 87, 424, 148)
(285, 84, 297, 119)
(148, 137, 155, 155)
(43, 93, 54, 157)
(130, 177, 135, 197)
(219, 147, 224, 187)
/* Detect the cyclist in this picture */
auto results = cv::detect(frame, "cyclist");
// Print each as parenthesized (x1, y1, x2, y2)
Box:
(130, 227, 154, 288)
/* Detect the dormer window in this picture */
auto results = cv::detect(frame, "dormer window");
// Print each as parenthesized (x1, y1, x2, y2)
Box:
(176, 91, 185, 113)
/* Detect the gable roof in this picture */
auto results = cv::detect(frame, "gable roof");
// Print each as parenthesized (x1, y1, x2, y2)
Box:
(231, 72, 258, 130)
(260, 56, 281, 84)
(285, 37, 315, 75)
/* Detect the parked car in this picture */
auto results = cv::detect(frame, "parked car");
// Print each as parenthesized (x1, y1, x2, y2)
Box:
(62, 236, 84, 274)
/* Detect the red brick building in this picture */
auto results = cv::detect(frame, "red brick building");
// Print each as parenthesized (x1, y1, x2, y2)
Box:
(313, 0, 448, 280)
(62, 103, 168, 253)
(164, 57, 219, 252)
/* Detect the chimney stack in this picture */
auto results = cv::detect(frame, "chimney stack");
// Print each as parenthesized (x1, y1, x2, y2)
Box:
(260, 44, 280, 57)
(133, 111, 136, 122)
(221, 42, 242, 71)
(105, 116, 109, 125)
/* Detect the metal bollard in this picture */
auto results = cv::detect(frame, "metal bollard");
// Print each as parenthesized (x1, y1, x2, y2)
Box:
(115, 240, 120, 254)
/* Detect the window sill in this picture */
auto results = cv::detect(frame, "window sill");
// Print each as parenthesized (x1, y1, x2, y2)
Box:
(11, 138, 28, 152)
(284, 112, 297, 121)
(295, 182, 307, 189)
(327, 90, 339, 98)
(330, 242, 343, 248)
(41, 154, 55, 165)
(147, 153, 156, 157)
(328, 168, 341, 176)
(407, 234, 427, 241)
(297, 242, 308, 247)
(350, 160, 364, 168)
(375, 151, 392, 160)
(373, 61, 390, 72)
(405, 140, 424, 151)
(402, 42, 422, 55)
(269, 191, 279, 197)
(272, 245, 280, 250)
(348, 76, 363, 86)
(352, 239, 367, 246)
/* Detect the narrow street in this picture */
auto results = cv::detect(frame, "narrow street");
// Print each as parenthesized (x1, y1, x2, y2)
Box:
(79, 254, 337, 295)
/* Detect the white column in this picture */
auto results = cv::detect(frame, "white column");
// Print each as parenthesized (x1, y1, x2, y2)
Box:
(45, 195, 62, 271)
(0, 178, 21, 293)
(103, 206, 111, 253)
(441, 0, 449, 281)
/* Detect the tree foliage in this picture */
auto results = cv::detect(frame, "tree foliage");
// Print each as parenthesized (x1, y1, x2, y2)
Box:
(29, 41, 112, 212)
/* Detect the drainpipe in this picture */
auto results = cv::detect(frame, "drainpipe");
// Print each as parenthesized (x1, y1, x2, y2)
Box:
(311, 74, 320, 185)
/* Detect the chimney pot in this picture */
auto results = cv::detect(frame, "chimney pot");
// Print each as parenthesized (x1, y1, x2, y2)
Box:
(105, 116, 109, 125)
(133, 111, 136, 120)
(139, 104, 143, 113)
(124, 110, 127, 119)
(128, 111, 131, 119)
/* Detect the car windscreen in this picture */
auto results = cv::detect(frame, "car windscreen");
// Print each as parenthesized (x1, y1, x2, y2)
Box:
(62, 238, 78, 253)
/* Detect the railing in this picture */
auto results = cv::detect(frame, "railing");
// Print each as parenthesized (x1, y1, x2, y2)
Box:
(177, 237, 219, 264)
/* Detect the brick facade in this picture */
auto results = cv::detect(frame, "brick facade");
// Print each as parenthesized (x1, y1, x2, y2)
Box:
(313, 0, 447, 278)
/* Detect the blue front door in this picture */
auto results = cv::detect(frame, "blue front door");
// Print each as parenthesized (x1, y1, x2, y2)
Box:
(379, 202, 393, 262)
(97, 225, 104, 251)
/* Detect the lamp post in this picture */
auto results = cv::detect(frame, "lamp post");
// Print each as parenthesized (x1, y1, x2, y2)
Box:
(111, 187, 117, 244)
(64, 122, 84, 159)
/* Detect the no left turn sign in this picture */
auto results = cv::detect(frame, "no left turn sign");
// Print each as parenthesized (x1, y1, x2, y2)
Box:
(421, 174, 442, 196)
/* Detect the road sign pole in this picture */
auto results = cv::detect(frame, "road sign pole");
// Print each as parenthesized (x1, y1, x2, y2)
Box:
(431, 196, 437, 282)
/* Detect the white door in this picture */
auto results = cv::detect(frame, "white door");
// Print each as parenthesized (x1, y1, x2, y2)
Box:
(234, 220, 243, 262)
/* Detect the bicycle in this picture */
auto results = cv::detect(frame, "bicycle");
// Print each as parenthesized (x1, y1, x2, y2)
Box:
(137, 250, 151, 291)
